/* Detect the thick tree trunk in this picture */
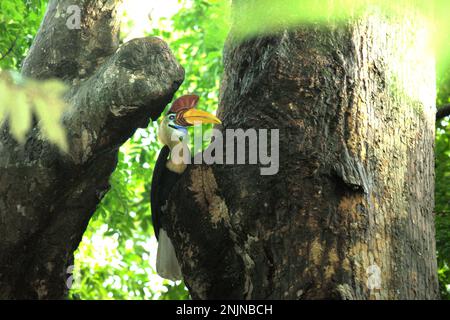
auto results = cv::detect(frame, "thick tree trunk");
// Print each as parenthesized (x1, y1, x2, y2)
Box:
(166, 8, 439, 299)
(0, 0, 183, 299)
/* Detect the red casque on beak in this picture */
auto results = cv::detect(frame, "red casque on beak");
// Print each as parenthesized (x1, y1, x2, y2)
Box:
(169, 94, 221, 126)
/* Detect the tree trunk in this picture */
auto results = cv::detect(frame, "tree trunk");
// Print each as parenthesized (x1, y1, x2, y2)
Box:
(0, 0, 184, 299)
(166, 7, 440, 299)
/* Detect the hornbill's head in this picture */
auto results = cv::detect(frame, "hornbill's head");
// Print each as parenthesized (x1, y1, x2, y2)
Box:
(158, 94, 221, 147)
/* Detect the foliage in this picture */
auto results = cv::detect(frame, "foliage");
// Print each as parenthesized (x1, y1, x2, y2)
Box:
(0, 0, 47, 70)
(0, 71, 68, 150)
(70, 0, 229, 300)
(436, 123, 450, 298)
(436, 70, 450, 299)
(231, 0, 450, 75)
(0, 1, 68, 150)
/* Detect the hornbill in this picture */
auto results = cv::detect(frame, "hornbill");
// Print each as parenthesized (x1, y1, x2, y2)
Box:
(151, 94, 221, 280)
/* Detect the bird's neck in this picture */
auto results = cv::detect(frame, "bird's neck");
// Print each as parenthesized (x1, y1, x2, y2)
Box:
(166, 140, 189, 174)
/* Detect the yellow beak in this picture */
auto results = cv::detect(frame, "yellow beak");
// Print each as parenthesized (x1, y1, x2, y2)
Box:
(182, 108, 222, 125)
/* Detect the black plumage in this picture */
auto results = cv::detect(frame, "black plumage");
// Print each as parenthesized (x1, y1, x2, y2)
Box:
(150, 145, 182, 240)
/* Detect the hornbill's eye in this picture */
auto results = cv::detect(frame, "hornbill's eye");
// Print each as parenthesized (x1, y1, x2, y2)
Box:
(168, 114, 176, 121)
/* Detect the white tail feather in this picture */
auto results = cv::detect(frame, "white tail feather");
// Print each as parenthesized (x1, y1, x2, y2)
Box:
(156, 229, 182, 281)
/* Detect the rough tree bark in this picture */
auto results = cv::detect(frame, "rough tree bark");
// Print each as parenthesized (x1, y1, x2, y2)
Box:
(166, 5, 440, 299)
(0, 0, 184, 299)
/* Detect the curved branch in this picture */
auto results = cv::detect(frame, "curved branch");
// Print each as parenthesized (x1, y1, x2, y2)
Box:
(0, 37, 18, 61)
(64, 37, 184, 164)
(0, 0, 184, 299)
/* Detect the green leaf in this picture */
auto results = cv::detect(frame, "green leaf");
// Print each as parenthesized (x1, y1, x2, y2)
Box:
(9, 89, 31, 143)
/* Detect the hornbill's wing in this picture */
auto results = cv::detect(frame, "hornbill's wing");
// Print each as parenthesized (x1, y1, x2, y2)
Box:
(150, 145, 182, 240)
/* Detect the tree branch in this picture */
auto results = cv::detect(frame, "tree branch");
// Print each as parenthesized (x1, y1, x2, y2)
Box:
(0, 37, 18, 61)
(64, 36, 184, 164)
(16, 0, 185, 166)
(0, 0, 184, 298)
(22, 0, 123, 81)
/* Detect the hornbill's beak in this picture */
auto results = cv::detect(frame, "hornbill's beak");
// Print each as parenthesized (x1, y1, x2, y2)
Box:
(182, 109, 222, 126)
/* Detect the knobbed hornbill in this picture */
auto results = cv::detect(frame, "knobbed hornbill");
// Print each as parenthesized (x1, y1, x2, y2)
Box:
(151, 94, 221, 280)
